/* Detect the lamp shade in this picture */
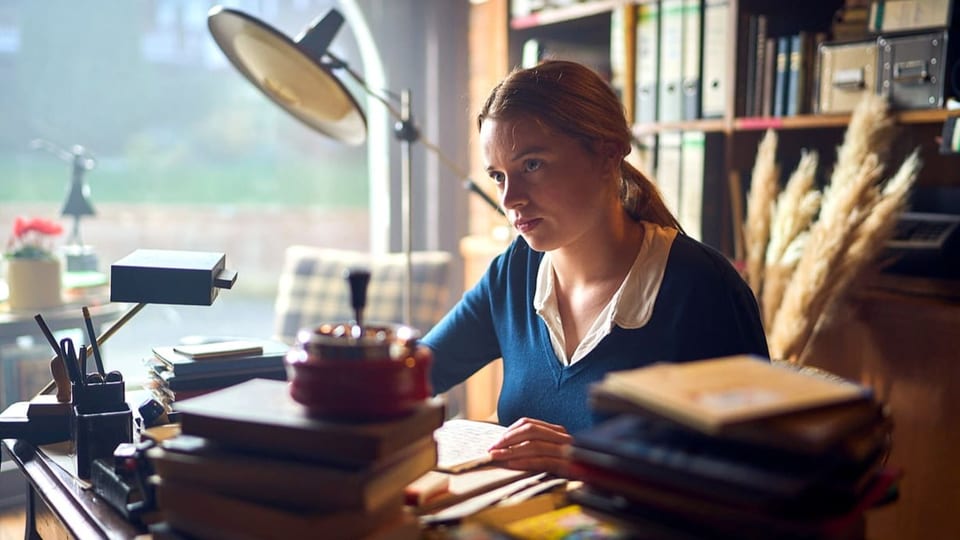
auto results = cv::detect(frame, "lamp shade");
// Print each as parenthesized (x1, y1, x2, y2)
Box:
(207, 6, 366, 146)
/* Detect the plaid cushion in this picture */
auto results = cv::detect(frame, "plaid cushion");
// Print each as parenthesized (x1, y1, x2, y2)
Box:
(273, 246, 452, 343)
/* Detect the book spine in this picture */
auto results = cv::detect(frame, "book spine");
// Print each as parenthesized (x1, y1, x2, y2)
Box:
(786, 33, 803, 117)
(773, 35, 790, 118)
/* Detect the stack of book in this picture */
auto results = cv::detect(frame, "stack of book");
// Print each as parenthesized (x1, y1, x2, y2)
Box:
(568, 355, 899, 540)
(145, 339, 289, 405)
(147, 378, 444, 539)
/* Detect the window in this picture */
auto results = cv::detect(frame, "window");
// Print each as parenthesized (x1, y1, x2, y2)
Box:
(0, 0, 370, 381)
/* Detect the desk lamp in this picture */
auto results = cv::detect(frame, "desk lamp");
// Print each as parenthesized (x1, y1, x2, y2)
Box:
(206, 5, 501, 325)
(30, 139, 100, 272)
(0, 249, 237, 444)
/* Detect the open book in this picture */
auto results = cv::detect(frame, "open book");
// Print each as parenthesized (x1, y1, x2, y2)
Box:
(434, 419, 507, 473)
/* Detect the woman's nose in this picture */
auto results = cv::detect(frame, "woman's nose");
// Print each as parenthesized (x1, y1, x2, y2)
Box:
(500, 176, 526, 210)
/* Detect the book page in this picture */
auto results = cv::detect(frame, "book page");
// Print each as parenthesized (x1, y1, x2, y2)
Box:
(434, 419, 507, 473)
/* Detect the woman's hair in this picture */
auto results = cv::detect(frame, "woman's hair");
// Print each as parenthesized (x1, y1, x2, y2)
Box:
(479, 60, 681, 231)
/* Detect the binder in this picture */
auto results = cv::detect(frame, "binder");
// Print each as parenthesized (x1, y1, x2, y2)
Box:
(680, 131, 705, 241)
(681, 0, 704, 120)
(655, 131, 683, 220)
(658, 0, 685, 122)
(610, 6, 628, 104)
(634, 1, 660, 124)
(700, 0, 729, 118)
(630, 132, 658, 179)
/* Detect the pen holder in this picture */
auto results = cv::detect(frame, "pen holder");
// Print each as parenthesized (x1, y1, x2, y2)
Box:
(72, 403, 133, 479)
(72, 380, 125, 415)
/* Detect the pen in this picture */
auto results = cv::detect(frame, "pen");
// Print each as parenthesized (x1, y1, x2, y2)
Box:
(82, 306, 107, 376)
(33, 313, 63, 358)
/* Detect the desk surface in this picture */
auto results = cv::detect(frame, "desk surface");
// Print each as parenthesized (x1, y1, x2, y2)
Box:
(2, 438, 144, 539)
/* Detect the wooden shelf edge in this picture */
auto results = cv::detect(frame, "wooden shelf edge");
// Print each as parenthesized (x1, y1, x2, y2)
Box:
(733, 109, 960, 131)
(510, 0, 631, 29)
(633, 118, 728, 135)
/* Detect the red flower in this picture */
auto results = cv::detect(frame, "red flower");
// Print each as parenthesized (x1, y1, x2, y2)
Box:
(12, 217, 62, 238)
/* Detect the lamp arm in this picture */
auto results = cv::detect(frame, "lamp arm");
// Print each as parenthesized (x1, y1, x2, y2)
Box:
(326, 52, 504, 216)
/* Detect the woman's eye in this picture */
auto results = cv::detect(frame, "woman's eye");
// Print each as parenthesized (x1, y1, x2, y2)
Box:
(489, 171, 505, 185)
(523, 159, 542, 173)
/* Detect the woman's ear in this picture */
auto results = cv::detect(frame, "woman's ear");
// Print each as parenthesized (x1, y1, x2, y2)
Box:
(598, 140, 624, 171)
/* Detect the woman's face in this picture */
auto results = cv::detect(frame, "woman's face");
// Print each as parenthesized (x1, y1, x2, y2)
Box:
(481, 114, 617, 253)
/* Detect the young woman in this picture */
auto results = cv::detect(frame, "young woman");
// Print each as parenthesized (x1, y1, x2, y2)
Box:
(422, 60, 768, 475)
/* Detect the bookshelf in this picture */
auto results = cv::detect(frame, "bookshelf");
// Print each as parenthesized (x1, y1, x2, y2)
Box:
(467, 2, 960, 539)
(469, 0, 960, 257)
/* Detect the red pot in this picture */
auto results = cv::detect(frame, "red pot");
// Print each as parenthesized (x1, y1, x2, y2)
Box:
(285, 322, 433, 421)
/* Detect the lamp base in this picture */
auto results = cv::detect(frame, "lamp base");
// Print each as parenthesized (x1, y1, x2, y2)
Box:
(63, 245, 99, 272)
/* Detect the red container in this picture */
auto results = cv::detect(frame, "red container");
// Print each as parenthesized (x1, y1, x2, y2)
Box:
(285, 322, 433, 421)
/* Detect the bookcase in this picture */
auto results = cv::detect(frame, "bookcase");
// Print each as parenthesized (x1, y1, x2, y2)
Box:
(466, 2, 960, 539)
(468, 0, 960, 259)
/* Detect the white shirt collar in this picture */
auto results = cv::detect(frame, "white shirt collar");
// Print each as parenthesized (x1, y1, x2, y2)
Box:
(534, 222, 678, 366)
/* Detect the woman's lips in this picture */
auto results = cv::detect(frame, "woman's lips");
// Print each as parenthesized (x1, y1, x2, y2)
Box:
(514, 217, 541, 234)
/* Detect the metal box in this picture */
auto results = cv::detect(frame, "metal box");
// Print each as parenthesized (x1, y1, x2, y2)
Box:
(878, 31, 952, 109)
(817, 39, 879, 113)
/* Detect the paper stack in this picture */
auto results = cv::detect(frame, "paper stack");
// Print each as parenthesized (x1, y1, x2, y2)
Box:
(568, 355, 899, 540)
(147, 379, 444, 539)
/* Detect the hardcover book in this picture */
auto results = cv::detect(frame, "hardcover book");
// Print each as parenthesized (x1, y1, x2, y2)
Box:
(589, 385, 886, 458)
(148, 434, 437, 512)
(152, 339, 289, 377)
(571, 415, 886, 510)
(155, 479, 418, 540)
(596, 355, 870, 435)
(174, 378, 445, 466)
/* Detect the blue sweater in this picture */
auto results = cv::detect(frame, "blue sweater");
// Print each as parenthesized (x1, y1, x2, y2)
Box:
(423, 235, 768, 435)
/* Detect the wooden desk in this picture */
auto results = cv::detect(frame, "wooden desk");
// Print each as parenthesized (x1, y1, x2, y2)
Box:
(2, 438, 144, 539)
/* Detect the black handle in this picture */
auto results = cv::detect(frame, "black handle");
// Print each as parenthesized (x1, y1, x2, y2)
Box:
(345, 268, 371, 330)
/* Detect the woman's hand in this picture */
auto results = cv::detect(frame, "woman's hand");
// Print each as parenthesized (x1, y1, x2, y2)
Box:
(487, 417, 573, 476)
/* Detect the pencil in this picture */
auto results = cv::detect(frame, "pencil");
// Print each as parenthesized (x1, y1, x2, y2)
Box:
(33, 313, 63, 358)
(81, 306, 106, 375)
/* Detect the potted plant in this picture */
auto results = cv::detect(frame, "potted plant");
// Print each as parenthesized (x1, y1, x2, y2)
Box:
(4, 216, 64, 310)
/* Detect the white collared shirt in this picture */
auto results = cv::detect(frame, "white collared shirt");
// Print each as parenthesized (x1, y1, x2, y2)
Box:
(533, 222, 678, 366)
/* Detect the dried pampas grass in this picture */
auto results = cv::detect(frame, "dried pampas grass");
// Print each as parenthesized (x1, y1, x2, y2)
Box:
(741, 93, 920, 364)
(761, 151, 821, 326)
(829, 94, 895, 193)
(768, 154, 884, 362)
(836, 150, 921, 295)
(744, 129, 780, 296)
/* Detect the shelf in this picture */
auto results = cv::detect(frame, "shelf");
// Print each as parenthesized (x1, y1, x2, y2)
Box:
(632, 118, 727, 135)
(510, 0, 632, 29)
(734, 108, 960, 131)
